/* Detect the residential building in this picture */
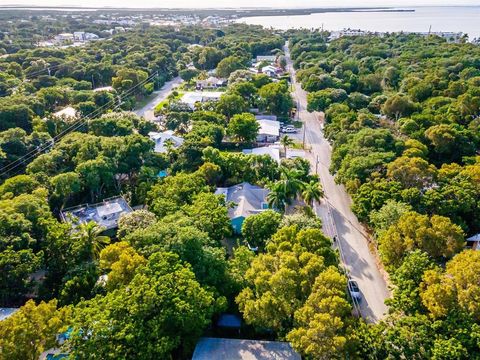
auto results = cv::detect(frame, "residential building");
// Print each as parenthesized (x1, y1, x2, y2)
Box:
(54, 33, 74, 44)
(256, 116, 280, 143)
(60, 196, 133, 231)
(243, 146, 280, 163)
(261, 65, 279, 78)
(196, 76, 227, 90)
(73, 32, 99, 42)
(93, 86, 114, 92)
(256, 55, 277, 63)
(181, 91, 223, 110)
(48, 106, 77, 120)
(215, 182, 270, 233)
(148, 130, 184, 153)
(466, 233, 480, 250)
(192, 337, 301, 360)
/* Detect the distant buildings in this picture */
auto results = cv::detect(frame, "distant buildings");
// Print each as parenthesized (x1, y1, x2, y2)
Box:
(215, 182, 270, 233)
(192, 337, 301, 360)
(329, 28, 465, 44)
(148, 130, 184, 153)
(73, 31, 99, 42)
(54, 32, 74, 44)
(256, 55, 277, 63)
(61, 196, 133, 231)
(39, 31, 101, 48)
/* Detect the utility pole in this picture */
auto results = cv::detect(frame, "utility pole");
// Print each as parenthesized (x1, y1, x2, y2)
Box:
(315, 155, 319, 174)
(302, 122, 306, 150)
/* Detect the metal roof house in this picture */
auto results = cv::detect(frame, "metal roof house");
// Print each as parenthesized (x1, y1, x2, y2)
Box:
(466, 233, 480, 250)
(60, 196, 133, 231)
(148, 130, 184, 153)
(192, 337, 301, 360)
(243, 146, 280, 163)
(215, 182, 270, 233)
(255, 117, 280, 143)
(181, 91, 223, 110)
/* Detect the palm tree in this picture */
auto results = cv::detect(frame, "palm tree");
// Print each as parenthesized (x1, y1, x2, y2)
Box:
(267, 182, 288, 211)
(280, 166, 305, 201)
(279, 135, 294, 157)
(267, 167, 306, 213)
(164, 138, 175, 156)
(301, 180, 324, 206)
(76, 221, 110, 260)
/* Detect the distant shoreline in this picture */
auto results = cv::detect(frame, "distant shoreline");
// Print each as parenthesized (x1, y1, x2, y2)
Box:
(0, 6, 415, 17)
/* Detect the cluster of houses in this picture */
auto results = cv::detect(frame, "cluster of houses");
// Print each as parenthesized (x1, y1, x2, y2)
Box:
(38, 31, 100, 47)
(250, 55, 285, 79)
(329, 28, 465, 43)
(195, 76, 227, 90)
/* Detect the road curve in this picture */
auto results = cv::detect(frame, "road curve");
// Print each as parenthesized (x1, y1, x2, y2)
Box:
(135, 76, 183, 121)
(284, 42, 390, 323)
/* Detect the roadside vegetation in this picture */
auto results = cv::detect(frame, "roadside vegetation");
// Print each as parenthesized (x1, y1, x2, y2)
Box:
(290, 29, 480, 358)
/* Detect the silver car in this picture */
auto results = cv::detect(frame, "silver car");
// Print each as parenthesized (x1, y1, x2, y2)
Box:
(348, 280, 362, 302)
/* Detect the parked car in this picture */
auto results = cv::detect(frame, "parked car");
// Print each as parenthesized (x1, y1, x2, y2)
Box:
(348, 280, 361, 302)
(281, 125, 298, 133)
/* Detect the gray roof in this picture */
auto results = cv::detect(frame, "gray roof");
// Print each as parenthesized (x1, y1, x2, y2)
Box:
(60, 196, 133, 230)
(0, 308, 19, 321)
(192, 337, 301, 360)
(215, 182, 269, 219)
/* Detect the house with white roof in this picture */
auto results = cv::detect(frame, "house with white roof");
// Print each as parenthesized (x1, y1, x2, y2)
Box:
(256, 116, 280, 143)
(262, 65, 278, 77)
(50, 106, 78, 120)
(243, 146, 280, 163)
(215, 182, 270, 233)
(93, 86, 114, 92)
(54, 33, 74, 44)
(148, 130, 184, 153)
(256, 55, 277, 63)
(181, 91, 223, 110)
(196, 76, 227, 90)
(60, 196, 132, 231)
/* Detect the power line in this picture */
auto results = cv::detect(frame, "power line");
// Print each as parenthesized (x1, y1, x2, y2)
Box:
(0, 72, 158, 178)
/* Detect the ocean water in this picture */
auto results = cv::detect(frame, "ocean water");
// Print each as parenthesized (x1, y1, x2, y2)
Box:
(236, 6, 480, 40)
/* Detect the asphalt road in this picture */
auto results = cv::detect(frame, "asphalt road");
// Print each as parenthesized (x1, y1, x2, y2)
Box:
(134, 76, 183, 121)
(284, 43, 390, 322)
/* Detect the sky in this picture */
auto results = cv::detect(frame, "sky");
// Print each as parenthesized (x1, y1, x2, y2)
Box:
(2, 0, 480, 9)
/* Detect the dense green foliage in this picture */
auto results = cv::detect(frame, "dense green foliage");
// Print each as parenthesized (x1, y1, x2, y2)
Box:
(290, 30, 480, 358)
